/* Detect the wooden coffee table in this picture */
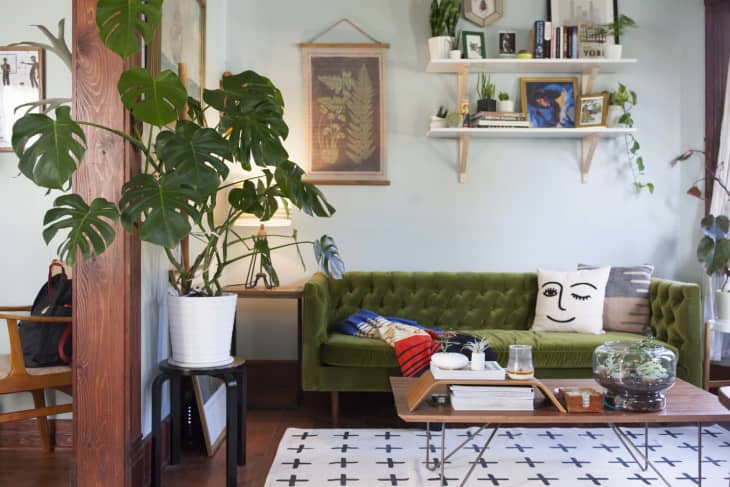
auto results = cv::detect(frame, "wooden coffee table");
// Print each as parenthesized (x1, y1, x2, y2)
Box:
(391, 377, 730, 487)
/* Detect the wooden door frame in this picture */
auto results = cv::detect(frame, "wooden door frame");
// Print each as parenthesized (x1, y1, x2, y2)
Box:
(72, 1, 141, 485)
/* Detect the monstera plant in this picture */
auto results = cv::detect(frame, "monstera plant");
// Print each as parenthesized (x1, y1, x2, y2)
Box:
(11, 0, 344, 367)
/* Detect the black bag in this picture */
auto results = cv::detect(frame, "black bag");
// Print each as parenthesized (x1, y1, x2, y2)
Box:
(19, 263, 72, 367)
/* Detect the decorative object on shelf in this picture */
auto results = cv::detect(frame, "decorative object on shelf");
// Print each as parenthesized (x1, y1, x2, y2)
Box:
(449, 49, 462, 59)
(520, 77, 577, 128)
(578, 24, 608, 58)
(601, 14, 637, 59)
(547, 0, 617, 31)
(461, 30, 486, 59)
(445, 110, 463, 128)
(516, 50, 533, 59)
(496, 91, 514, 112)
(476, 72, 496, 111)
(506, 344, 534, 379)
(462, 337, 490, 371)
(576, 93, 608, 127)
(431, 332, 470, 370)
(498, 31, 516, 57)
(235, 204, 292, 289)
(0, 46, 44, 151)
(300, 19, 389, 185)
(429, 0, 461, 60)
(593, 338, 677, 412)
(605, 82, 652, 193)
(459, 98, 470, 127)
(464, 0, 503, 27)
(430, 105, 449, 129)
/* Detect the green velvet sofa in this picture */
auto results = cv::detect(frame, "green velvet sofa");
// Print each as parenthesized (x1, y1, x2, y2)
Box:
(303, 272, 702, 422)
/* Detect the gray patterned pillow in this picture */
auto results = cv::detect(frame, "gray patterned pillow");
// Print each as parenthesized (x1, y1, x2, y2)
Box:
(577, 264, 654, 334)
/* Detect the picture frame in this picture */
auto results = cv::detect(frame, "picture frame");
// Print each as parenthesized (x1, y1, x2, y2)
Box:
(0, 46, 44, 151)
(520, 77, 578, 128)
(461, 31, 486, 60)
(547, 0, 619, 42)
(464, 0, 504, 27)
(148, 0, 206, 100)
(576, 93, 608, 127)
(300, 43, 389, 185)
(193, 376, 227, 456)
(498, 31, 517, 57)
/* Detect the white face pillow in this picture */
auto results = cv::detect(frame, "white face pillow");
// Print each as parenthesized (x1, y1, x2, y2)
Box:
(532, 267, 611, 334)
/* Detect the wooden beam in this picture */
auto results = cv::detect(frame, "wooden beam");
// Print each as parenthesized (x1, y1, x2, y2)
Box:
(72, 1, 141, 486)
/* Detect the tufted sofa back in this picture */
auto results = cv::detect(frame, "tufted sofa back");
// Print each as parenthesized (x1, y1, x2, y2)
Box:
(326, 272, 538, 331)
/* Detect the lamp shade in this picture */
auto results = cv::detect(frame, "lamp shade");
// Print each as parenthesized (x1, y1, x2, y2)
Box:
(235, 205, 292, 228)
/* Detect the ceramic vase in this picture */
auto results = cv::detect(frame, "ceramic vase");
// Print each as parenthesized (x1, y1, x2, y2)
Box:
(607, 105, 624, 127)
(496, 100, 515, 112)
(605, 43, 623, 59)
(470, 352, 486, 371)
(428, 36, 452, 60)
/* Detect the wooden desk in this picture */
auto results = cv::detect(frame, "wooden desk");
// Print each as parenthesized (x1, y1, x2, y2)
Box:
(223, 285, 304, 406)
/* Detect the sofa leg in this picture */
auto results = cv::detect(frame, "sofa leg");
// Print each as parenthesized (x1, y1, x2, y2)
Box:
(331, 392, 339, 426)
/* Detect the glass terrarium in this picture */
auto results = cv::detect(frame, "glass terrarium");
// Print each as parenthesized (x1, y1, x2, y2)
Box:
(593, 339, 677, 412)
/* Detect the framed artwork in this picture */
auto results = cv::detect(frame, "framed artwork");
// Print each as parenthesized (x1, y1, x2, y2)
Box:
(300, 44, 388, 185)
(547, 0, 619, 42)
(464, 0, 503, 27)
(148, 0, 206, 100)
(498, 31, 516, 57)
(520, 77, 578, 128)
(0, 47, 44, 151)
(461, 31, 486, 59)
(193, 376, 226, 456)
(576, 93, 608, 127)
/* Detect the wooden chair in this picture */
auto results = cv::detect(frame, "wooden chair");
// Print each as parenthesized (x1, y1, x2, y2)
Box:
(0, 306, 72, 452)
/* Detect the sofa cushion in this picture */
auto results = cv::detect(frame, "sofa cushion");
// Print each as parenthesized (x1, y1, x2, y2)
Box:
(321, 333, 399, 368)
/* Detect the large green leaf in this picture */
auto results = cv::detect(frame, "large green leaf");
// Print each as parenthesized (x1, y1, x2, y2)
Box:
(274, 161, 335, 217)
(42, 194, 119, 265)
(204, 70, 289, 168)
(313, 235, 345, 279)
(119, 173, 201, 248)
(118, 68, 187, 126)
(228, 177, 280, 221)
(156, 121, 230, 195)
(698, 215, 730, 275)
(12, 106, 86, 190)
(96, 0, 162, 58)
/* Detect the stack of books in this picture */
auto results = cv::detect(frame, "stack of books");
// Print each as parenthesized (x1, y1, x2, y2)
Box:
(531, 21, 607, 59)
(471, 111, 529, 128)
(449, 385, 535, 411)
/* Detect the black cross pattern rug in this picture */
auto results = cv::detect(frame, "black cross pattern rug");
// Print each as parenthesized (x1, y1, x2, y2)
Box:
(265, 425, 730, 486)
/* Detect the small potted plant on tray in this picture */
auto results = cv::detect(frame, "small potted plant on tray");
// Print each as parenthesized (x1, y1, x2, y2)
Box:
(496, 91, 514, 113)
(476, 73, 497, 112)
(462, 337, 490, 371)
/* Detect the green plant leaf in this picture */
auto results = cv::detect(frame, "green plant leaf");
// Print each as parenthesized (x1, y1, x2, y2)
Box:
(12, 106, 86, 190)
(118, 68, 187, 126)
(314, 235, 345, 279)
(186, 96, 206, 126)
(698, 236, 730, 275)
(42, 194, 119, 265)
(156, 121, 230, 195)
(618, 113, 632, 126)
(254, 238, 279, 287)
(119, 173, 201, 248)
(701, 214, 730, 240)
(635, 157, 645, 172)
(274, 160, 335, 217)
(631, 140, 640, 153)
(96, 0, 162, 58)
(646, 182, 655, 194)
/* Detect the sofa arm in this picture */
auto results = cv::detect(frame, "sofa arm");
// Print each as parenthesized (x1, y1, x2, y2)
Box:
(649, 278, 702, 387)
(302, 273, 332, 390)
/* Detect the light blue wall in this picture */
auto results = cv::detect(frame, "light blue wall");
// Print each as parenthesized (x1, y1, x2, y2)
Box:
(224, 0, 706, 359)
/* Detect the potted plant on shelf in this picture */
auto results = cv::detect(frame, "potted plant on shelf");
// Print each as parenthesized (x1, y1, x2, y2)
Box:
(430, 106, 448, 129)
(11, 0, 344, 368)
(601, 14, 638, 59)
(496, 91, 514, 112)
(462, 337, 490, 371)
(428, 0, 461, 61)
(476, 73, 496, 112)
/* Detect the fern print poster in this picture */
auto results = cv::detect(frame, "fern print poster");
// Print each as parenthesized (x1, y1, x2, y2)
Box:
(302, 46, 387, 184)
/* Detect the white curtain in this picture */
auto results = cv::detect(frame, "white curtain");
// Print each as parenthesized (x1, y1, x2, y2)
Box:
(706, 60, 730, 361)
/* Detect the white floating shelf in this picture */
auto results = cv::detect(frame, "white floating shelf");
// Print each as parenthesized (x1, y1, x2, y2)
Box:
(427, 127, 636, 139)
(426, 58, 638, 74)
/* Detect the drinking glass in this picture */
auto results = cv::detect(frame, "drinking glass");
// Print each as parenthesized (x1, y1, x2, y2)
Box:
(506, 345, 534, 379)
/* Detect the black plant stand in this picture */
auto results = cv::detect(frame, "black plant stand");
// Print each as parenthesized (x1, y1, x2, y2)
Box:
(151, 358, 247, 487)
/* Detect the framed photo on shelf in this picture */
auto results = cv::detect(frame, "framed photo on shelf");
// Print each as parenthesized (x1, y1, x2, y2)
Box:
(0, 46, 44, 151)
(498, 31, 517, 57)
(547, 0, 619, 42)
(576, 93, 608, 127)
(520, 77, 578, 128)
(461, 31, 486, 59)
(464, 0, 503, 27)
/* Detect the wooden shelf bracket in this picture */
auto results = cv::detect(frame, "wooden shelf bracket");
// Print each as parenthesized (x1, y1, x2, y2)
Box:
(458, 134, 470, 183)
(580, 134, 600, 183)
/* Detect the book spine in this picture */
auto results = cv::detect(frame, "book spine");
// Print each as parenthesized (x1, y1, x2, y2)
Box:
(555, 27, 561, 59)
(571, 27, 578, 58)
(544, 21, 552, 59)
(534, 21, 544, 58)
(551, 26, 557, 59)
(563, 26, 568, 58)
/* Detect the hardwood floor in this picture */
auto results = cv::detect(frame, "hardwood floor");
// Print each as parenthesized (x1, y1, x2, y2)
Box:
(0, 392, 402, 487)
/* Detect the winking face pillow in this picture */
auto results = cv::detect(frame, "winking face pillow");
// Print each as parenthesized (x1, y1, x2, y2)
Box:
(531, 267, 611, 334)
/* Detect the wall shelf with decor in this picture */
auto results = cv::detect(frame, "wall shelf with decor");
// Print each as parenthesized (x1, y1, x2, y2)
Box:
(427, 58, 638, 183)
(427, 127, 636, 183)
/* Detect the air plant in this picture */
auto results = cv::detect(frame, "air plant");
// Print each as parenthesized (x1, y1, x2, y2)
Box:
(462, 337, 490, 354)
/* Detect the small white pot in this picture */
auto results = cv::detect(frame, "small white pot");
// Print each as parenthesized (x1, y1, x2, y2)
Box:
(605, 43, 623, 59)
(168, 293, 237, 368)
(470, 352, 486, 371)
(449, 49, 462, 60)
(428, 36, 452, 60)
(430, 116, 447, 129)
(607, 105, 624, 127)
(496, 100, 515, 113)
(716, 290, 730, 323)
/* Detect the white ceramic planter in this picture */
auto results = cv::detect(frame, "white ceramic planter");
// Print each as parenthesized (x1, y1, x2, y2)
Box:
(716, 290, 730, 323)
(497, 100, 515, 113)
(470, 352, 486, 371)
(607, 105, 624, 127)
(428, 36, 452, 60)
(430, 116, 447, 129)
(605, 43, 623, 59)
(449, 49, 462, 59)
(168, 293, 237, 368)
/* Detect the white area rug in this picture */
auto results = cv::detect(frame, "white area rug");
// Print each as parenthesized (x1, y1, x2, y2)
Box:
(265, 425, 730, 486)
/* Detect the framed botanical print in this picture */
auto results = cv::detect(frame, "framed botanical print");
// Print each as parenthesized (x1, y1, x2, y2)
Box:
(576, 93, 608, 127)
(0, 47, 44, 151)
(300, 44, 389, 185)
(464, 0, 503, 27)
(520, 77, 578, 128)
(461, 31, 486, 59)
(547, 0, 619, 42)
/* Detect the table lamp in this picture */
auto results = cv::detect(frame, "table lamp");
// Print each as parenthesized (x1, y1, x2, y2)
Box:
(235, 205, 292, 289)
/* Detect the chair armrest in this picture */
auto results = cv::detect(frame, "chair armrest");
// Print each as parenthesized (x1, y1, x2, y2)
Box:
(302, 273, 332, 390)
(649, 278, 702, 386)
(1, 312, 72, 378)
(0, 313, 71, 323)
(0, 306, 33, 312)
